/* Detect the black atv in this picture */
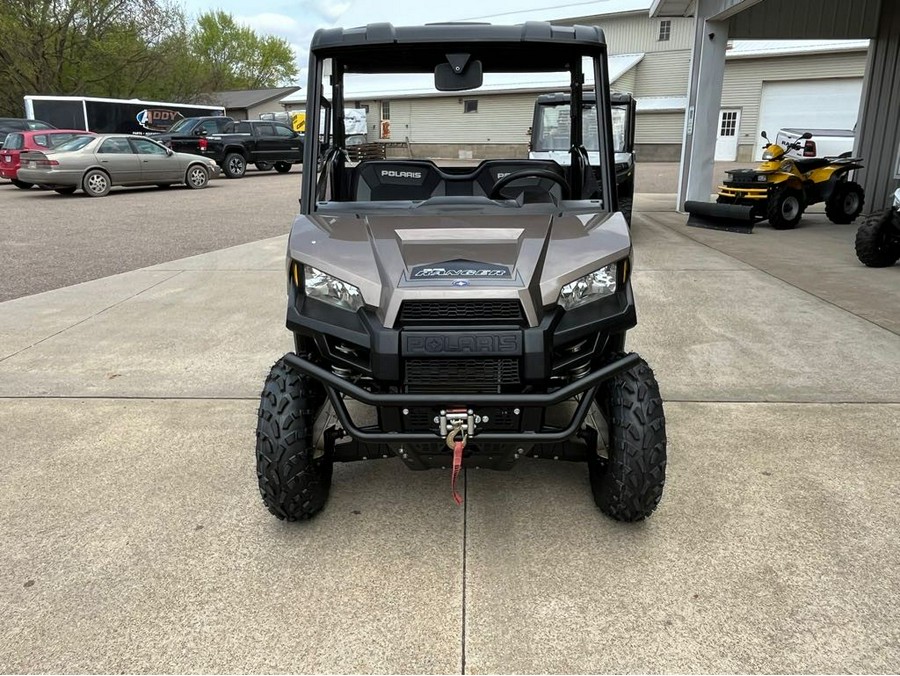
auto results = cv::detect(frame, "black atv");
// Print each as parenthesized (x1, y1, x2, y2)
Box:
(255, 22, 667, 523)
(530, 91, 636, 225)
(856, 188, 900, 267)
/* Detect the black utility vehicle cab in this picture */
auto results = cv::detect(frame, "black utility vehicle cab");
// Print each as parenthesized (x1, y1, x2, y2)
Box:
(530, 91, 636, 223)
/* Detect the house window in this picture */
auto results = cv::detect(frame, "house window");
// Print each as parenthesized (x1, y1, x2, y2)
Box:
(464, 99, 478, 113)
(719, 110, 738, 137)
(382, 101, 391, 120)
(658, 19, 671, 41)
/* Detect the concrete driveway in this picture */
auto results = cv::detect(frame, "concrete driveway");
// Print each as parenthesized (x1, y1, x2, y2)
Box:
(1, 194, 899, 673)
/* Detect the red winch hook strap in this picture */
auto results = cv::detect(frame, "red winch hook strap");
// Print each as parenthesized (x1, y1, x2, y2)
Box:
(451, 440, 464, 506)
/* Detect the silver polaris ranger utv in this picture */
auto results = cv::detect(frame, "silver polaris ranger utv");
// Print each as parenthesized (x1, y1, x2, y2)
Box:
(256, 22, 667, 521)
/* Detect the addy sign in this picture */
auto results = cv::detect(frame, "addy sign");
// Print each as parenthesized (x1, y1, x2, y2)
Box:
(136, 108, 184, 132)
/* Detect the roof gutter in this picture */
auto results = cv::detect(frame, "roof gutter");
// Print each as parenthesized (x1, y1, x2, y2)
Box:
(726, 43, 869, 59)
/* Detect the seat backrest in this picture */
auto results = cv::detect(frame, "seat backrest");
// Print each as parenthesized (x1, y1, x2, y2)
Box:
(353, 161, 444, 201)
(473, 160, 566, 197)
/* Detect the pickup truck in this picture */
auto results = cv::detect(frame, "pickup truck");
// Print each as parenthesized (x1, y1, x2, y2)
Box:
(199, 120, 304, 178)
(776, 127, 855, 159)
(153, 116, 235, 154)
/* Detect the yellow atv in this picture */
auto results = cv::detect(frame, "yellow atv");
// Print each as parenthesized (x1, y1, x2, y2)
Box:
(686, 131, 865, 231)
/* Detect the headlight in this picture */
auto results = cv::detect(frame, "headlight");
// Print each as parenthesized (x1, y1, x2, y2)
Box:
(762, 150, 775, 160)
(303, 264, 363, 312)
(558, 263, 617, 311)
(892, 188, 900, 209)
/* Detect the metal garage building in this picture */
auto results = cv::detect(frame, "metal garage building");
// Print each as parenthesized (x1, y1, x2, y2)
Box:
(281, 3, 868, 163)
(660, 0, 899, 211)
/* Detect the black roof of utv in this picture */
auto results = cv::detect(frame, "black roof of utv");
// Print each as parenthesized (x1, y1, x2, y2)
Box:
(310, 22, 607, 72)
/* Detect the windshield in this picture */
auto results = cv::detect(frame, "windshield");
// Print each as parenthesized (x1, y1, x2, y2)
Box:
(534, 103, 627, 153)
(308, 50, 612, 213)
(166, 118, 193, 133)
(53, 135, 95, 152)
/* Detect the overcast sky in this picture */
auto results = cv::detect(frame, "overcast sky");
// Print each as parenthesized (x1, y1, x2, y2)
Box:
(178, 0, 652, 83)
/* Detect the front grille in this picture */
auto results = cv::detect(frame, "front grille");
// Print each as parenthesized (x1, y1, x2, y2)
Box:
(404, 358, 520, 393)
(725, 170, 768, 187)
(399, 300, 524, 324)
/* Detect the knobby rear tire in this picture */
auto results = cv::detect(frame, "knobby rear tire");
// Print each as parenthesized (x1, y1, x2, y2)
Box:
(826, 181, 864, 224)
(855, 209, 900, 267)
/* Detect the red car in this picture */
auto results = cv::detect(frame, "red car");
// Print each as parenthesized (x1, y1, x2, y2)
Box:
(1, 129, 95, 188)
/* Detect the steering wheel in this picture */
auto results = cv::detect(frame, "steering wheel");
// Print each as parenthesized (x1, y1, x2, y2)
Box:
(488, 169, 570, 200)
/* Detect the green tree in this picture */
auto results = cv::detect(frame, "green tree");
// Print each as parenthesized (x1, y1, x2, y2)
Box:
(0, 0, 197, 115)
(190, 11, 298, 90)
(0, 2, 299, 117)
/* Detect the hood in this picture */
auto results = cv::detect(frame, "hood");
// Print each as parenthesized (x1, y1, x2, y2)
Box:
(288, 208, 631, 327)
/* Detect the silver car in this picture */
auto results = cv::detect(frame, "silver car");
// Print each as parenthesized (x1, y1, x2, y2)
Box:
(16, 134, 221, 197)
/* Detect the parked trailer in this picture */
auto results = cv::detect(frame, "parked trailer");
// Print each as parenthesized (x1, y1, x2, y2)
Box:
(23, 96, 226, 135)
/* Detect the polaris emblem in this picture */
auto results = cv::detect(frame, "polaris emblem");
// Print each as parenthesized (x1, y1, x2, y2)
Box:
(403, 332, 523, 356)
(381, 170, 423, 179)
(410, 259, 511, 279)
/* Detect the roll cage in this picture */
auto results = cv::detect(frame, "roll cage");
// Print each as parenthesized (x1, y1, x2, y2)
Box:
(300, 22, 617, 213)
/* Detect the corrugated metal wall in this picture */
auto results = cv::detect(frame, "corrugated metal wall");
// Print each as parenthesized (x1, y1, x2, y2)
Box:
(856, 0, 900, 209)
(406, 94, 536, 144)
(633, 51, 692, 96)
(615, 68, 637, 94)
(557, 12, 694, 54)
(636, 112, 685, 143)
(728, 0, 880, 39)
(723, 50, 869, 151)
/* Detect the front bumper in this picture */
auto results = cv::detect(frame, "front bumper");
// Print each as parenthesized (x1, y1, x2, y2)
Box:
(716, 184, 769, 201)
(286, 350, 639, 445)
(285, 281, 637, 467)
(289, 350, 638, 470)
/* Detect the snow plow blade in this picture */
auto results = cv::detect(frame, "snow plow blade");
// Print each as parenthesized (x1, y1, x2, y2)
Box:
(684, 201, 758, 233)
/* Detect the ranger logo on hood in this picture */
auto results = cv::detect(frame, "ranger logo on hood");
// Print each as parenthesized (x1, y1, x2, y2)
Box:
(410, 259, 511, 279)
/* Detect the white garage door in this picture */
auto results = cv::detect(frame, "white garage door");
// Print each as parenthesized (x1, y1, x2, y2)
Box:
(755, 78, 863, 159)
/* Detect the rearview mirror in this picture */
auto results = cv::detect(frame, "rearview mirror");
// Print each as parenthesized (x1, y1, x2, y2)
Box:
(435, 58, 483, 91)
(761, 131, 769, 140)
(166, 148, 174, 156)
(801, 132, 813, 139)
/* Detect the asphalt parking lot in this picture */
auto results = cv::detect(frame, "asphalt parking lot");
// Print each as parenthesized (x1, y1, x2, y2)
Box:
(1, 180, 899, 672)
(0, 169, 300, 302)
